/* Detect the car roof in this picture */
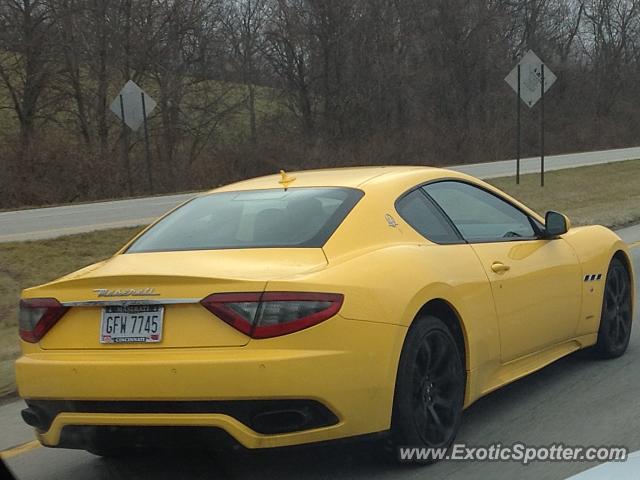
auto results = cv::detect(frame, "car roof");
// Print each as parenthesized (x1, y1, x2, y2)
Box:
(205, 164, 544, 226)
(209, 165, 454, 192)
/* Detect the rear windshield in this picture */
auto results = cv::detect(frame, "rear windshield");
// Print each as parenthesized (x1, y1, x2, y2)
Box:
(126, 187, 364, 252)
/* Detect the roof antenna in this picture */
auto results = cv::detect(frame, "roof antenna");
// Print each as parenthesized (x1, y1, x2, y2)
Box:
(278, 170, 296, 190)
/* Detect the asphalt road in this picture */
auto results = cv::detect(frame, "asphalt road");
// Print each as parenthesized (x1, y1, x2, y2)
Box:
(0, 193, 193, 243)
(1, 247, 639, 480)
(1, 146, 639, 242)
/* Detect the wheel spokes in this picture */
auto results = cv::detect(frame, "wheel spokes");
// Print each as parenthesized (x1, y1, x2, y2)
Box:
(432, 392, 451, 408)
(414, 343, 431, 379)
(619, 302, 632, 319)
(619, 275, 629, 300)
(411, 330, 462, 447)
(618, 316, 629, 342)
(427, 404, 443, 429)
(604, 265, 632, 349)
(427, 338, 446, 373)
(609, 314, 620, 340)
(605, 289, 617, 313)
(610, 269, 620, 296)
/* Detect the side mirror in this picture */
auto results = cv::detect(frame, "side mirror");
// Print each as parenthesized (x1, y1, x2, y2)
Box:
(544, 211, 570, 238)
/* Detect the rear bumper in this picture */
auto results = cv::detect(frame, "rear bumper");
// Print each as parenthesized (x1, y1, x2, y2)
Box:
(23, 398, 338, 442)
(16, 316, 406, 449)
(32, 411, 340, 450)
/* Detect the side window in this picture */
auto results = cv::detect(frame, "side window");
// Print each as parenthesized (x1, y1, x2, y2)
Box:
(424, 181, 536, 242)
(396, 190, 462, 244)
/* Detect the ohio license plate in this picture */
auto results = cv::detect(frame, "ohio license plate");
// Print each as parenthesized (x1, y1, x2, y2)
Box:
(100, 305, 164, 344)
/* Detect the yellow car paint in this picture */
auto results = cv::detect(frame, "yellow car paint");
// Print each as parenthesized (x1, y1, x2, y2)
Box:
(16, 166, 635, 449)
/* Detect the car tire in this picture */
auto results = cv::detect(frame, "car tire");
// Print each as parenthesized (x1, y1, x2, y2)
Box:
(388, 315, 465, 464)
(594, 257, 633, 359)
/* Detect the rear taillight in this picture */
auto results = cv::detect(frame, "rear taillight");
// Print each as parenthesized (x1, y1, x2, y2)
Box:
(19, 298, 69, 343)
(200, 292, 343, 339)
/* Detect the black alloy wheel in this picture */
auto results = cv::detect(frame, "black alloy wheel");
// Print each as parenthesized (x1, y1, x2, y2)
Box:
(594, 257, 633, 358)
(390, 315, 465, 463)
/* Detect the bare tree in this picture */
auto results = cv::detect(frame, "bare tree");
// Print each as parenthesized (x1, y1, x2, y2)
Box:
(223, 0, 269, 144)
(264, 0, 317, 138)
(3, 0, 640, 208)
(581, 0, 640, 116)
(0, 0, 53, 147)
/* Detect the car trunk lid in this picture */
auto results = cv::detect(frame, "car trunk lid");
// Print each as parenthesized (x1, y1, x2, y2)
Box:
(26, 249, 327, 350)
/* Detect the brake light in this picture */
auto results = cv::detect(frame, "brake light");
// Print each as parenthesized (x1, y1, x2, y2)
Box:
(19, 298, 69, 343)
(200, 292, 343, 339)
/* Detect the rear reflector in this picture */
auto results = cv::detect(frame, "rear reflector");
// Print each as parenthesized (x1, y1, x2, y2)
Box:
(19, 298, 69, 343)
(200, 292, 343, 339)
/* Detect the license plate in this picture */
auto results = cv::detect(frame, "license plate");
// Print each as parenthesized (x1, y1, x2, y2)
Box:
(100, 305, 164, 344)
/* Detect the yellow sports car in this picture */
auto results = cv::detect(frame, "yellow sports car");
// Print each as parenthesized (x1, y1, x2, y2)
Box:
(16, 166, 634, 459)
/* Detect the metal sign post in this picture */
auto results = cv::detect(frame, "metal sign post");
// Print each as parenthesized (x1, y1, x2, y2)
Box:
(517, 64, 521, 185)
(505, 50, 556, 187)
(541, 64, 545, 187)
(109, 80, 157, 194)
(141, 92, 153, 192)
(118, 95, 132, 196)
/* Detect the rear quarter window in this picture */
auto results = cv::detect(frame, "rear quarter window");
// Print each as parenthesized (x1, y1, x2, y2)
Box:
(395, 190, 462, 244)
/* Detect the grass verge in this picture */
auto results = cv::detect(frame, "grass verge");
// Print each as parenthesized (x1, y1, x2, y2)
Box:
(0, 227, 141, 396)
(0, 159, 639, 396)
(488, 159, 640, 227)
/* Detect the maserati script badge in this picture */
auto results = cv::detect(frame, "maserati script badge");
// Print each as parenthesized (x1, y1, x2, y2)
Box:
(94, 288, 160, 297)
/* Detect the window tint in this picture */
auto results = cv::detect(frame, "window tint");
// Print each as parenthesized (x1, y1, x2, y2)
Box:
(424, 181, 536, 242)
(396, 190, 461, 244)
(127, 188, 363, 252)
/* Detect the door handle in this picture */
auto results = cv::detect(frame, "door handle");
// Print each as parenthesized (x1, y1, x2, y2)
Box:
(491, 261, 511, 273)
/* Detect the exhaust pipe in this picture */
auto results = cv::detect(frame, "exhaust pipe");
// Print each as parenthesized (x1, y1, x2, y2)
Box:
(21, 407, 44, 429)
(251, 408, 312, 434)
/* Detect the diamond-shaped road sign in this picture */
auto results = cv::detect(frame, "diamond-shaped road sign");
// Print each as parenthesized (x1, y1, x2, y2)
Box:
(505, 50, 557, 108)
(110, 80, 157, 131)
